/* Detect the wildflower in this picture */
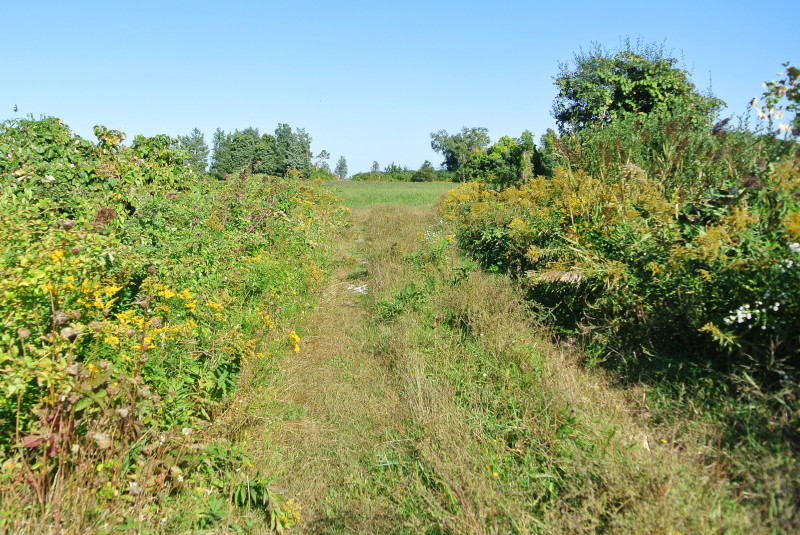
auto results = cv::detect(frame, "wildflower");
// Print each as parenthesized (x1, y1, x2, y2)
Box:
(288, 331, 300, 353)
(262, 312, 275, 329)
(182, 427, 191, 436)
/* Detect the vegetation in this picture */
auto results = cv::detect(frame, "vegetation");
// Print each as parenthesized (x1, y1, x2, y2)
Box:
(444, 59, 800, 530)
(0, 116, 347, 532)
(1, 41, 799, 533)
(325, 180, 456, 207)
(177, 127, 209, 174)
(552, 40, 723, 133)
(210, 124, 314, 179)
(334, 155, 348, 180)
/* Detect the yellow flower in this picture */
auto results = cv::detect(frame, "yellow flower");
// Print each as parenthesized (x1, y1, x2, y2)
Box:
(49, 249, 65, 263)
(288, 331, 300, 353)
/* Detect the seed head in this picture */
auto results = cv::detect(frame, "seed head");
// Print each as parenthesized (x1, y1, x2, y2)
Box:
(53, 311, 69, 325)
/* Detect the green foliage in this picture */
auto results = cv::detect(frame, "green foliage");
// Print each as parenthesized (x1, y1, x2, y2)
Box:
(335, 155, 348, 179)
(0, 116, 347, 532)
(430, 126, 491, 182)
(444, 144, 800, 431)
(210, 123, 313, 179)
(550, 100, 779, 198)
(552, 40, 723, 133)
(411, 160, 436, 182)
(177, 127, 209, 174)
(753, 62, 799, 139)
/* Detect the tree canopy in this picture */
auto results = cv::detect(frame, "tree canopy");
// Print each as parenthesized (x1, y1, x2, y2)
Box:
(552, 41, 723, 133)
(335, 155, 348, 179)
(177, 127, 209, 174)
(209, 124, 313, 179)
(430, 127, 491, 182)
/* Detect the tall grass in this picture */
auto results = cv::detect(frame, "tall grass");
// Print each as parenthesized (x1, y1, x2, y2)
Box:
(242, 200, 757, 532)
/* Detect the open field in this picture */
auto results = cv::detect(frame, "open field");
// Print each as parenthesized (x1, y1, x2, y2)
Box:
(325, 180, 456, 207)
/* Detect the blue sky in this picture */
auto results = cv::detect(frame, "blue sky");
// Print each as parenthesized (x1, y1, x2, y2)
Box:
(3, 1, 798, 174)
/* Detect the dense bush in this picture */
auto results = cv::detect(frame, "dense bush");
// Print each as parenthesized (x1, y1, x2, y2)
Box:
(444, 66, 800, 435)
(0, 116, 346, 531)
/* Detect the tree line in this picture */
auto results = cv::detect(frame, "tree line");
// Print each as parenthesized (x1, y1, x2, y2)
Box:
(175, 124, 350, 180)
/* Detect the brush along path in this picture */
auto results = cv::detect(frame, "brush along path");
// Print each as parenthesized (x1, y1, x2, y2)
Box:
(244, 198, 752, 533)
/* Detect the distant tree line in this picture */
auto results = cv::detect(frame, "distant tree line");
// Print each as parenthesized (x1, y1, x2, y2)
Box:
(350, 160, 445, 182)
(209, 124, 313, 179)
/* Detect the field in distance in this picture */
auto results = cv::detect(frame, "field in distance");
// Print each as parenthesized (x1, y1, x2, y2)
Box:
(325, 180, 456, 207)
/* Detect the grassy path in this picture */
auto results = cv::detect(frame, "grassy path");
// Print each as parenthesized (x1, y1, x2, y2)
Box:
(242, 183, 752, 534)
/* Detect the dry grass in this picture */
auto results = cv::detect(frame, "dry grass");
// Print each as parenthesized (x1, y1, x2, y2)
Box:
(239, 202, 758, 533)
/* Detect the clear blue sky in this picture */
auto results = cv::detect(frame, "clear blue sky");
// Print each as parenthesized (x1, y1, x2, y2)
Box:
(3, 1, 798, 174)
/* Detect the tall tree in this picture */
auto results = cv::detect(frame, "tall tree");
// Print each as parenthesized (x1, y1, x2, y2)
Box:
(177, 127, 209, 174)
(430, 127, 490, 182)
(335, 156, 348, 179)
(371, 161, 380, 173)
(210, 128, 232, 179)
(211, 124, 313, 178)
(315, 150, 330, 170)
(552, 40, 723, 133)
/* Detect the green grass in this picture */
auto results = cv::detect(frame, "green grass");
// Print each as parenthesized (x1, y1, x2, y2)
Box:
(243, 201, 756, 533)
(325, 180, 456, 207)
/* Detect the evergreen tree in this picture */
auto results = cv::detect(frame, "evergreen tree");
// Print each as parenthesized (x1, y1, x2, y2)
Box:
(335, 156, 348, 179)
(177, 127, 209, 174)
(210, 128, 232, 179)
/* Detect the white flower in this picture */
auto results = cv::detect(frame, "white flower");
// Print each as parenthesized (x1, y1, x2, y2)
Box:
(182, 427, 191, 436)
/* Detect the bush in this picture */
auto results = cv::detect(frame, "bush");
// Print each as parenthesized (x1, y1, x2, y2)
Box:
(444, 153, 800, 427)
(0, 116, 347, 531)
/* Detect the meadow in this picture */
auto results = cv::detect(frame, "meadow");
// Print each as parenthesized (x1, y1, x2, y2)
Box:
(1, 54, 798, 532)
(325, 180, 456, 207)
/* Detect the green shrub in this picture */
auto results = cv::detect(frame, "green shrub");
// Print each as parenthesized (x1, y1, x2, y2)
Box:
(0, 116, 346, 532)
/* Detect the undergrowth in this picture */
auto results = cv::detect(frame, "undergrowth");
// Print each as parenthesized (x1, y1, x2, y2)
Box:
(442, 70, 800, 530)
(0, 116, 347, 532)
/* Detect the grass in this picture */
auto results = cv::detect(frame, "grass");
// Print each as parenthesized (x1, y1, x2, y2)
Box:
(239, 189, 761, 533)
(324, 180, 456, 207)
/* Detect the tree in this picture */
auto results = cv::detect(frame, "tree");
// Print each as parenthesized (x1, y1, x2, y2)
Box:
(335, 156, 348, 179)
(552, 41, 723, 133)
(411, 160, 436, 182)
(177, 128, 209, 174)
(211, 124, 313, 179)
(371, 161, 380, 173)
(465, 131, 544, 187)
(275, 123, 313, 177)
(430, 127, 490, 182)
(315, 150, 330, 170)
(210, 128, 232, 178)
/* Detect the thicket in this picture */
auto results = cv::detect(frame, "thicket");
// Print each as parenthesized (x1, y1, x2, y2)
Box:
(0, 116, 346, 531)
(444, 56, 800, 521)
